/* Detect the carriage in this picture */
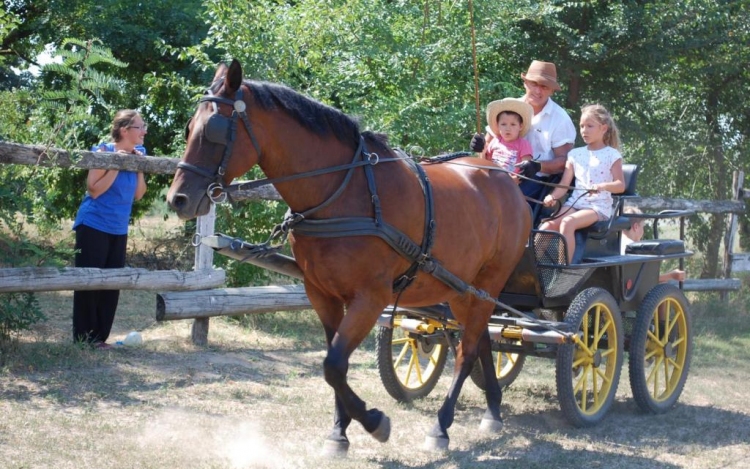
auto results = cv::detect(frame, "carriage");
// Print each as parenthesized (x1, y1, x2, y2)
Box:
(373, 194, 695, 428)
(168, 59, 695, 455)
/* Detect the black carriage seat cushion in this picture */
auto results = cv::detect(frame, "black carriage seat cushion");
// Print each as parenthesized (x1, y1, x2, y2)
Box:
(625, 239, 685, 255)
(583, 163, 640, 236)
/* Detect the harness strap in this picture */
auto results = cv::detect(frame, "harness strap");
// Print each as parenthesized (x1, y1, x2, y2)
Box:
(392, 159, 436, 293)
(292, 217, 425, 263)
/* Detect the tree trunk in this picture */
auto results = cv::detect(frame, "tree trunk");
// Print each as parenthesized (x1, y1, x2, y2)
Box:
(700, 89, 728, 279)
(701, 214, 725, 278)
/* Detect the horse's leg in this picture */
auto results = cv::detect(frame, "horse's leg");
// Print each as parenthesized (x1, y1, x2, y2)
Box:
(306, 289, 352, 457)
(311, 289, 391, 455)
(477, 328, 504, 433)
(425, 300, 493, 450)
(322, 323, 355, 457)
(323, 295, 391, 444)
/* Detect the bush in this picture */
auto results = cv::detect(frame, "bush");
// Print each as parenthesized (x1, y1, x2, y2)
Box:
(0, 292, 45, 363)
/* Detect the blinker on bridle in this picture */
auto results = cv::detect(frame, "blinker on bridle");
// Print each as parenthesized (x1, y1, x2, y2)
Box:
(177, 85, 262, 203)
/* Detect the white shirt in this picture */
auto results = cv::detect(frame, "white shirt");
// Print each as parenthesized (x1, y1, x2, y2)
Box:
(621, 232, 635, 254)
(524, 98, 576, 175)
(564, 146, 623, 219)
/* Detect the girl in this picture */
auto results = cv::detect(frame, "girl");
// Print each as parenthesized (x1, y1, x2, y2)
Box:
(539, 104, 625, 263)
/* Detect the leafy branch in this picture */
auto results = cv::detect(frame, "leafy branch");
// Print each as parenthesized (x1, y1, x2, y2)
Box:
(35, 37, 126, 151)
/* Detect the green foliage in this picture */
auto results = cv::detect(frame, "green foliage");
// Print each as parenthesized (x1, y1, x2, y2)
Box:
(199, 0, 494, 153)
(34, 38, 126, 148)
(1, 0, 749, 283)
(0, 293, 45, 362)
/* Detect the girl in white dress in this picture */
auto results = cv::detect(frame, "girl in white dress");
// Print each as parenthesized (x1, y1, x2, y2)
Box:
(539, 104, 625, 263)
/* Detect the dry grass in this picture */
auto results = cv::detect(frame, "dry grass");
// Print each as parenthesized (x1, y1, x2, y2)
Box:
(1, 287, 750, 469)
(2, 214, 750, 468)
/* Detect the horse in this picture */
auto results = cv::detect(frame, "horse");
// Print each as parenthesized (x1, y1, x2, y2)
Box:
(167, 59, 531, 455)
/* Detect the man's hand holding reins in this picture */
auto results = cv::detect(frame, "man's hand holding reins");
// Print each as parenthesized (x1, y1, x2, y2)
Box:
(517, 159, 541, 178)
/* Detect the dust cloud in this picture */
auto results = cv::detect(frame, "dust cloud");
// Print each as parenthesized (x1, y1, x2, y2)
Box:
(137, 408, 302, 468)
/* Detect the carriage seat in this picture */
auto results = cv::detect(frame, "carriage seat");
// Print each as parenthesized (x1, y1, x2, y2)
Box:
(571, 164, 639, 262)
(583, 163, 639, 239)
(625, 239, 686, 256)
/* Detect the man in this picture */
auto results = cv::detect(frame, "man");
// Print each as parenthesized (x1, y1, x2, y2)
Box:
(471, 60, 576, 205)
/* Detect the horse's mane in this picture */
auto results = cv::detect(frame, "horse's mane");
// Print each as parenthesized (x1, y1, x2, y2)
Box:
(245, 80, 365, 144)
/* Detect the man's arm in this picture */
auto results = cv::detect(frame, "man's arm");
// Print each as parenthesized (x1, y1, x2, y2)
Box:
(539, 142, 573, 174)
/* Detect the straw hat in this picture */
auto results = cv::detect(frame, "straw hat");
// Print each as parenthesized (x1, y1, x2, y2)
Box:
(521, 60, 561, 91)
(486, 98, 534, 138)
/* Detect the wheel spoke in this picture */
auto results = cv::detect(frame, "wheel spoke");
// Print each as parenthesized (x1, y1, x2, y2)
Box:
(429, 349, 440, 367)
(409, 341, 423, 385)
(393, 341, 410, 368)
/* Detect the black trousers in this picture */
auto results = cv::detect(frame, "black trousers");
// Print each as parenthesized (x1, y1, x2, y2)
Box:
(73, 224, 127, 344)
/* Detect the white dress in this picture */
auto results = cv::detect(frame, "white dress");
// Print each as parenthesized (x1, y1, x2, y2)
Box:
(563, 146, 622, 219)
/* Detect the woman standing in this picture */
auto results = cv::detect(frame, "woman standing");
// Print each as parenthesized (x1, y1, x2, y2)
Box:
(72, 109, 148, 348)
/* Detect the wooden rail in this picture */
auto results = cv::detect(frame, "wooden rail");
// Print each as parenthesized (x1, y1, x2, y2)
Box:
(0, 267, 224, 293)
(157, 285, 310, 320)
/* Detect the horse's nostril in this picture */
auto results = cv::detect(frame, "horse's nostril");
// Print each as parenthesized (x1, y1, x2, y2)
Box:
(170, 193, 188, 210)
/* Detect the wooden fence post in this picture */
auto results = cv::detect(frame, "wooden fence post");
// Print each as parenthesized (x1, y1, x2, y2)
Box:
(191, 205, 216, 345)
(721, 170, 744, 302)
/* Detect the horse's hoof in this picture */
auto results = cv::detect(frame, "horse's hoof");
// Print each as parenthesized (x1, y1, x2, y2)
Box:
(423, 435, 450, 451)
(370, 414, 391, 443)
(320, 439, 349, 458)
(479, 417, 503, 433)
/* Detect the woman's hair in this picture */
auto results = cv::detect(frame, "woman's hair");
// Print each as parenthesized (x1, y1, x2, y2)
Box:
(110, 109, 140, 142)
(581, 104, 621, 150)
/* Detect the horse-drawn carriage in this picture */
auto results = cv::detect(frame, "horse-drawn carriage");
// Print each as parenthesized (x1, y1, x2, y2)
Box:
(168, 59, 695, 455)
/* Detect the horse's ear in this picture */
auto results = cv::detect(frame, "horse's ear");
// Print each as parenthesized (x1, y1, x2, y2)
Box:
(213, 62, 228, 83)
(225, 59, 243, 93)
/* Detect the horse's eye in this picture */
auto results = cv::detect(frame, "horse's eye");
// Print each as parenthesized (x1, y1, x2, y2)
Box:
(184, 117, 192, 141)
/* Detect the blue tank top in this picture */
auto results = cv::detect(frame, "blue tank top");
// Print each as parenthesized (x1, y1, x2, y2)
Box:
(72, 143, 146, 235)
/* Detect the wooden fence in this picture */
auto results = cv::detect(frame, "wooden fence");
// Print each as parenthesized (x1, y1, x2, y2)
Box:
(1, 141, 748, 344)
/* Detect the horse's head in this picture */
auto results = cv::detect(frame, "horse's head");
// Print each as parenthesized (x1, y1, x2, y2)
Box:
(167, 59, 261, 219)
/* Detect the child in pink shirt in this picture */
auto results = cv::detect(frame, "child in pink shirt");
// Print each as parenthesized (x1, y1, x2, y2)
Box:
(477, 98, 534, 175)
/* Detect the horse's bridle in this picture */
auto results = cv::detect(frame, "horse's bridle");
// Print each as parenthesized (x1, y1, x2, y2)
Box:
(177, 85, 262, 203)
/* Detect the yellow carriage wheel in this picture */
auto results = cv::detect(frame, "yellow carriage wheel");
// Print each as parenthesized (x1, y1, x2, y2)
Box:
(556, 287, 624, 427)
(375, 314, 450, 402)
(628, 283, 692, 413)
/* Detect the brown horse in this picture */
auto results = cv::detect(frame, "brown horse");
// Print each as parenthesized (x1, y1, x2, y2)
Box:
(167, 60, 531, 455)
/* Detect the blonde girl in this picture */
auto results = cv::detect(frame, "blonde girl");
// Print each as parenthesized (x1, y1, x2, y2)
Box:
(539, 104, 625, 263)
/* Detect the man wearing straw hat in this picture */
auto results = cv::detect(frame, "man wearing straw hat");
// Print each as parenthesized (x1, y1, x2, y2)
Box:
(471, 60, 576, 212)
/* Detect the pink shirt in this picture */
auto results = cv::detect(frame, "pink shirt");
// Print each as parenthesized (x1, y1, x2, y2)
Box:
(483, 135, 533, 173)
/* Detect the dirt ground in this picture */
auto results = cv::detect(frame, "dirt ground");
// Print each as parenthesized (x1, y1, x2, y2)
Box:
(2, 286, 750, 469)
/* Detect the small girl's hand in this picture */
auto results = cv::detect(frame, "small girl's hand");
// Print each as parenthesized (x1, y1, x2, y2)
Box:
(543, 194, 557, 207)
(589, 184, 600, 193)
